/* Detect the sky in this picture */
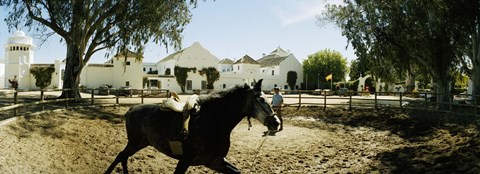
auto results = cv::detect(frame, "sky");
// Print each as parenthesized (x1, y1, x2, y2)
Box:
(0, 0, 356, 64)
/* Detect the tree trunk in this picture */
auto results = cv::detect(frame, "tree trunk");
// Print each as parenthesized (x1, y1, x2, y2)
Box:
(59, 42, 83, 99)
(473, 25, 480, 105)
(432, 37, 453, 110)
(405, 70, 416, 92)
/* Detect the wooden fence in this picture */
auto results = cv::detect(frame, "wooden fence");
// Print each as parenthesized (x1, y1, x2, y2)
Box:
(0, 88, 171, 118)
(287, 90, 478, 116)
(0, 88, 479, 119)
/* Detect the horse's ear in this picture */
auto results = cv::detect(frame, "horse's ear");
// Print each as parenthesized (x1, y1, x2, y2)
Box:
(254, 79, 263, 90)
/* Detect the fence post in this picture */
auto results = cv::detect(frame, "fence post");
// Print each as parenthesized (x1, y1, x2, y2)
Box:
(323, 91, 327, 111)
(66, 89, 69, 109)
(297, 90, 302, 110)
(116, 89, 119, 105)
(449, 94, 453, 112)
(40, 90, 45, 111)
(374, 91, 378, 110)
(141, 89, 144, 104)
(475, 95, 477, 115)
(349, 92, 352, 111)
(91, 89, 95, 105)
(399, 92, 403, 109)
(13, 91, 18, 116)
(424, 92, 428, 110)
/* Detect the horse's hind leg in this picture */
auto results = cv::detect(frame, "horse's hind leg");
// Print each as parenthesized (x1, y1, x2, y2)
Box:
(207, 158, 241, 174)
(104, 141, 148, 174)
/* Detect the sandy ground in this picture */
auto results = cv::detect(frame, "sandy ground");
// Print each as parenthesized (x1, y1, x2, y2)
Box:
(0, 106, 480, 174)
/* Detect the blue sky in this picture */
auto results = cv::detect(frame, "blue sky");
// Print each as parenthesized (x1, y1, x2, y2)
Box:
(1, 0, 355, 64)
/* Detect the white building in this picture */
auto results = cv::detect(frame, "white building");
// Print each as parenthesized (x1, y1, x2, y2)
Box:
(3, 31, 144, 90)
(3, 31, 65, 90)
(3, 31, 303, 93)
(80, 51, 143, 89)
(153, 42, 220, 92)
(0, 58, 4, 89)
(154, 42, 304, 93)
(143, 62, 157, 74)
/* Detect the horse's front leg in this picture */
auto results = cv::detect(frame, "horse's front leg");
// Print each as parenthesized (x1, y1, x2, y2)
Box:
(207, 158, 241, 174)
(174, 158, 192, 174)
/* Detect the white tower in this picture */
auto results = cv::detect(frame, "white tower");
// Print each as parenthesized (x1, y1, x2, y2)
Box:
(4, 31, 35, 89)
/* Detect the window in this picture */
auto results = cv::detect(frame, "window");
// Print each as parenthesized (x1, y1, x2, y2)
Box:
(284, 85, 288, 90)
(223, 84, 226, 89)
(272, 70, 275, 76)
(125, 81, 130, 86)
(143, 67, 146, 71)
(237, 65, 240, 70)
(274, 84, 277, 87)
(201, 81, 207, 90)
(149, 68, 152, 71)
(186, 80, 192, 90)
(126, 61, 131, 66)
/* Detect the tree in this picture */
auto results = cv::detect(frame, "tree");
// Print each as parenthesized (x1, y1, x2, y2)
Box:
(303, 49, 347, 90)
(199, 67, 220, 90)
(323, 0, 479, 108)
(30, 66, 55, 89)
(174, 66, 196, 93)
(348, 59, 367, 80)
(1, 0, 199, 99)
(165, 68, 171, 75)
(286, 71, 297, 90)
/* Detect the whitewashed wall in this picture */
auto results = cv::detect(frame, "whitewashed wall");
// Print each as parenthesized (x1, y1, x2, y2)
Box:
(113, 57, 143, 89)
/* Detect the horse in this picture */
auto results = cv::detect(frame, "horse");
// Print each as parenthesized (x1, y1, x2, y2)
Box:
(104, 79, 280, 174)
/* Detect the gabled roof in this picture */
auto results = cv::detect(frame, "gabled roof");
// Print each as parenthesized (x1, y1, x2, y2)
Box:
(257, 54, 288, 67)
(269, 47, 289, 57)
(219, 58, 234, 64)
(115, 50, 141, 58)
(234, 55, 259, 65)
(158, 49, 186, 63)
(157, 42, 218, 64)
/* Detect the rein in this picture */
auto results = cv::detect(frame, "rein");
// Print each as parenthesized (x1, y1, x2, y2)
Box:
(250, 130, 270, 170)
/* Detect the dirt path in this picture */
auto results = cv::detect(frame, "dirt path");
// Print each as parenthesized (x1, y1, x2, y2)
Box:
(0, 106, 479, 173)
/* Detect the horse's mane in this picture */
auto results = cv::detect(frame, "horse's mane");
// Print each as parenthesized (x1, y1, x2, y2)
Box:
(196, 84, 251, 112)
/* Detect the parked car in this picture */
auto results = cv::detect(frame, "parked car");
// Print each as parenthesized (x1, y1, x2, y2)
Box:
(322, 89, 333, 96)
(337, 88, 348, 97)
(313, 89, 322, 95)
(117, 86, 132, 97)
(98, 85, 110, 95)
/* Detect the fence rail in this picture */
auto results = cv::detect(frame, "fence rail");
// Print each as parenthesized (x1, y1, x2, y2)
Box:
(286, 90, 479, 116)
(0, 88, 171, 119)
(0, 88, 479, 120)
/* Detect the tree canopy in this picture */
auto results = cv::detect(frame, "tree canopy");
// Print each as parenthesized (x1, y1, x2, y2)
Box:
(199, 67, 220, 90)
(174, 66, 196, 93)
(1, 0, 199, 98)
(323, 0, 480, 107)
(286, 71, 298, 90)
(30, 66, 55, 89)
(303, 49, 347, 90)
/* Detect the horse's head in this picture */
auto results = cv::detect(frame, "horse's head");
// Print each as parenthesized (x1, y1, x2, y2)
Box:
(249, 79, 281, 132)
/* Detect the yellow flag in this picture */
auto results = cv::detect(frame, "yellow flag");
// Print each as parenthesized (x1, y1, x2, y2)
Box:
(325, 73, 332, 81)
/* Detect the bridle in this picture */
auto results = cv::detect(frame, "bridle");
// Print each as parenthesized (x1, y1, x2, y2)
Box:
(247, 89, 276, 130)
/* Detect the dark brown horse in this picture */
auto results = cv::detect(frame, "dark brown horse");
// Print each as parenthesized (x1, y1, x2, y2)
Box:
(105, 79, 280, 174)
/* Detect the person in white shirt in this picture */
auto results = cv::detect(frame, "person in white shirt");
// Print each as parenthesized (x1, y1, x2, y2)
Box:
(271, 87, 283, 131)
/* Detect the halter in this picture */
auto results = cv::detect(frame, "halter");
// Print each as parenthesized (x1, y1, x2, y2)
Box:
(247, 88, 276, 130)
